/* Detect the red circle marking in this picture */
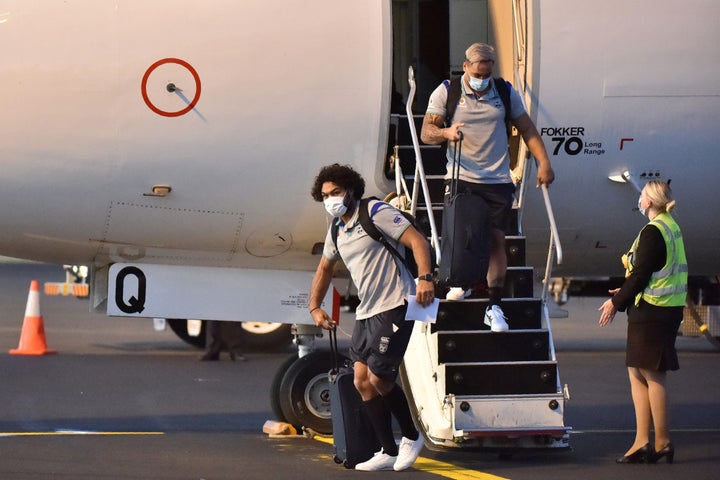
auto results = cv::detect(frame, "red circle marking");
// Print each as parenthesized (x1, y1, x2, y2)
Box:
(141, 58, 201, 117)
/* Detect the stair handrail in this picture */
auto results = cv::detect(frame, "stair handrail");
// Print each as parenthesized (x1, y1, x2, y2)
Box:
(513, 90, 563, 303)
(541, 184, 563, 265)
(508, 0, 563, 299)
(540, 184, 563, 305)
(403, 66, 442, 264)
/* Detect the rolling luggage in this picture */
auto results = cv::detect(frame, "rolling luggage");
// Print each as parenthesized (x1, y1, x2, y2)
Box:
(438, 132, 490, 287)
(328, 329, 380, 468)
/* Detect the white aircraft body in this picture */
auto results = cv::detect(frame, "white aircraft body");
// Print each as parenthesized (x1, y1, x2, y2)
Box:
(1, 0, 717, 453)
(522, 0, 720, 283)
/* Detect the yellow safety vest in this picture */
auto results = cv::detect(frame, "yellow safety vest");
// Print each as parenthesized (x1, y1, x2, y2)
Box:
(623, 212, 688, 307)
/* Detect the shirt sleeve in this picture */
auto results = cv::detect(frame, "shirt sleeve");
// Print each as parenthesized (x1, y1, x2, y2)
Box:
(612, 224, 667, 311)
(426, 81, 449, 117)
(370, 201, 411, 241)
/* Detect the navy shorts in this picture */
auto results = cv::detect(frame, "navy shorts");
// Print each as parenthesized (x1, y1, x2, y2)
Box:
(444, 181, 516, 233)
(349, 304, 413, 382)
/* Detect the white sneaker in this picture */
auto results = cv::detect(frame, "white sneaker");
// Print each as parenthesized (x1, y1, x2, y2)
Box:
(394, 436, 424, 471)
(355, 449, 397, 471)
(484, 305, 509, 332)
(446, 287, 470, 301)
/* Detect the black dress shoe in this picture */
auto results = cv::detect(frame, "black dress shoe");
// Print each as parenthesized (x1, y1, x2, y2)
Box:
(616, 443, 654, 464)
(649, 443, 674, 464)
(229, 351, 246, 362)
(200, 352, 220, 361)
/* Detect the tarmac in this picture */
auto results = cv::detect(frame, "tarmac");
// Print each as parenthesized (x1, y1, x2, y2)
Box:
(0, 262, 717, 479)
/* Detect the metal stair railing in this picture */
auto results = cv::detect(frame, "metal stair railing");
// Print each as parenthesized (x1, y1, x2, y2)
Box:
(396, 66, 442, 264)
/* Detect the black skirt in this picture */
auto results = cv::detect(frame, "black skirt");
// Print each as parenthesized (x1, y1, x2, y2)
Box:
(625, 300, 683, 371)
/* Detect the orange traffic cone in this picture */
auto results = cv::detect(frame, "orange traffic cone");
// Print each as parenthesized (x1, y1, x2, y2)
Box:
(9, 280, 56, 355)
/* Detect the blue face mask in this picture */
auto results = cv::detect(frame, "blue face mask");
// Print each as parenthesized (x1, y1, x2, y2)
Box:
(468, 76, 490, 91)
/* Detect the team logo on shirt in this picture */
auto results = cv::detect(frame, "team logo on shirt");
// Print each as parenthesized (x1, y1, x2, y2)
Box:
(379, 336, 390, 354)
(393, 215, 403, 224)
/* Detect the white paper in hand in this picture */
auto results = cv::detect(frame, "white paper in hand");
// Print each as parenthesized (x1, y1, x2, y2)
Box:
(405, 295, 440, 323)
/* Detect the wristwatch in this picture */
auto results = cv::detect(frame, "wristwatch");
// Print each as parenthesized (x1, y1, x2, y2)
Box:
(417, 273, 433, 282)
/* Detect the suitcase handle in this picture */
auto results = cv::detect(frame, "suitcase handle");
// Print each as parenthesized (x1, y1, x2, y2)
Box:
(329, 327, 340, 373)
(449, 131, 463, 198)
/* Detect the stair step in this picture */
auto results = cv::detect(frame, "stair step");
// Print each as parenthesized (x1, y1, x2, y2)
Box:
(505, 236, 526, 266)
(433, 298, 542, 332)
(437, 330, 550, 363)
(434, 266, 533, 299)
(503, 266, 534, 297)
(443, 361, 558, 396)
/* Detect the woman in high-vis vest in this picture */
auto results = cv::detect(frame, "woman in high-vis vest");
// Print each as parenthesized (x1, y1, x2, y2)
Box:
(599, 180, 687, 465)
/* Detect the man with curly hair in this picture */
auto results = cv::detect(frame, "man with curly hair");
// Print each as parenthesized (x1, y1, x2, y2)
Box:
(308, 163, 434, 471)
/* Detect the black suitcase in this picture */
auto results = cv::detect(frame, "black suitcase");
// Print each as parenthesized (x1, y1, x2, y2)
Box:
(328, 329, 380, 469)
(438, 133, 490, 287)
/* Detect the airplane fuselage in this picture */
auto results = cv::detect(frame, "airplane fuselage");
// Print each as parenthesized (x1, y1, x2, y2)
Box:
(1, 0, 718, 289)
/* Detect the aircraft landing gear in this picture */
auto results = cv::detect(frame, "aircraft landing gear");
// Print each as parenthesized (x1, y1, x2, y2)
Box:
(275, 350, 349, 434)
(271, 325, 349, 435)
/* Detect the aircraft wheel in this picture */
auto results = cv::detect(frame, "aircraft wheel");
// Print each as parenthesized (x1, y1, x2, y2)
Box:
(278, 351, 348, 434)
(167, 319, 206, 348)
(166, 320, 292, 350)
(270, 354, 302, 423)
(240, 322, 293, 350)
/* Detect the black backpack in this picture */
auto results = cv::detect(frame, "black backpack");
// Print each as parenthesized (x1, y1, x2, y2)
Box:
(445, 76, 512, 137)
(330, 198, 426, 277)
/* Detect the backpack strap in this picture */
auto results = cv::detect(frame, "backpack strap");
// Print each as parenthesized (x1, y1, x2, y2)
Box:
(330, 218, 340, 251)
(358, 198, 411, 276)
(444, 76, 512, 137)
(357, 198, 381, 242)
(444, 77, 462, 128)
(494, 76, 512, 137)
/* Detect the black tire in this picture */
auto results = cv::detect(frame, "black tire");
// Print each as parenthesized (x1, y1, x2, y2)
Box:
(166, 320, 292, 351)
(167, 319, 206, 348)
(240, 322, 293, 350)
(270, 354, 302, 423)
(278, 351, 348, 434)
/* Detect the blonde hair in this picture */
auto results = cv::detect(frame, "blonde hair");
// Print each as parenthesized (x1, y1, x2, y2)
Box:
(465, 43, 496, 63)
(643, 180, 676, 213)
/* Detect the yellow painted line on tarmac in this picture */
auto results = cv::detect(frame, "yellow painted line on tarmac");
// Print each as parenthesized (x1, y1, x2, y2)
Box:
(313, 436, 509, 480)
(0, 431, 164, 437)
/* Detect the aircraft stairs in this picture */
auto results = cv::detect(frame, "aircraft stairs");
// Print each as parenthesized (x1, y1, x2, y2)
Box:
(389, 113, 571, 452)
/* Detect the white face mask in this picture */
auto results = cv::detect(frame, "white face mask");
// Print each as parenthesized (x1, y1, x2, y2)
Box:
(324, 195, 348, 217)
(637, 195, 646, 216)
(469, 76, 490, 91)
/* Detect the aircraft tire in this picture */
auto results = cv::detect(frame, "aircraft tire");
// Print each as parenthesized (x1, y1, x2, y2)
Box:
(240, 322, 293, 350)
(278, 351, 348, 434)
(166, 320, 292, 351)
(167, 319, 207, 348)
(270, 354, 302, 423)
